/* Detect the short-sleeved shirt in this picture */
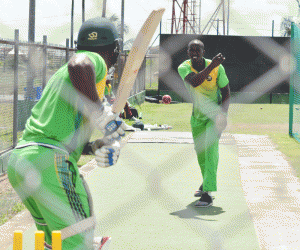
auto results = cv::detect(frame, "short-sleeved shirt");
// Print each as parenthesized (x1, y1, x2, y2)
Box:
(178, 58, 229, 119)
(20, 50, 107, 163)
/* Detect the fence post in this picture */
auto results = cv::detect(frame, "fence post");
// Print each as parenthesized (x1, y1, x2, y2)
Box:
(150, 57, 152, 88)
(13, 29, 19, 148)
(66, 38, 70, 63)
(142, 57, 146, 93)
(42, 35, 47, 90)
(3, 47, 7, 72)
(289, 23, 295, 137)
(25, 45, 35, 101)
(117, 52, 123, 94)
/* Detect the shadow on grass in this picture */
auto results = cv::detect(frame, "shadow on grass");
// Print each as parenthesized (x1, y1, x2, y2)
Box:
(170, 201, 225, 220)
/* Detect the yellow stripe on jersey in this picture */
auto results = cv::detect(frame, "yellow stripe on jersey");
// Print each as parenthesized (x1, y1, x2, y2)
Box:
(188, 61, 219, 96)
(96, 70, 107, 101)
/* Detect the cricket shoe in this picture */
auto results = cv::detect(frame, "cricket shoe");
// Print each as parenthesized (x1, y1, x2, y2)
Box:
(195, 192, 213, 208)
(194, 184, 204, 197)
(94, 236, 111, 250)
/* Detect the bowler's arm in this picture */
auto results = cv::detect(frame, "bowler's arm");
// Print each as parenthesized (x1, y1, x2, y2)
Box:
(220, 84, 230, 113)
(185, 53, 225, 88)
(184, 63, 216, 88)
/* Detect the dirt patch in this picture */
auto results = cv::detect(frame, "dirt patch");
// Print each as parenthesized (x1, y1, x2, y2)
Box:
(0, 174, 13, 195)
(0, 174, 22, 220)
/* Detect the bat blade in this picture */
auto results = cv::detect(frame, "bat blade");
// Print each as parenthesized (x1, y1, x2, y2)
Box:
(112, 8, 165, 114)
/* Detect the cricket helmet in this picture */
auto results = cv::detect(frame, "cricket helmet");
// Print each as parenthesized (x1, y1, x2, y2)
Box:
(76, 17, 119, 47)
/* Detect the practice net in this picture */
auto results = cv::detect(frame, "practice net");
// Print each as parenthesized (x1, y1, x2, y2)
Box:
(289, 22, 300, 143)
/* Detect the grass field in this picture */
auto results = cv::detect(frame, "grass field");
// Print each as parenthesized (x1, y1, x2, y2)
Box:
(1, 99, 299, 177)
(79, 102, 300, 179)
(1, 101, 300, 227)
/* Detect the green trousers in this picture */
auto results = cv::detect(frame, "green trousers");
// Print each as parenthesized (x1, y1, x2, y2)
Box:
(7, 143, 94, 250)
(191, 115, 221, 192)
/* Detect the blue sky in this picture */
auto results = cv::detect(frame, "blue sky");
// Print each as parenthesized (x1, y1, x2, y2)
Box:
(0, 0, 298, 46)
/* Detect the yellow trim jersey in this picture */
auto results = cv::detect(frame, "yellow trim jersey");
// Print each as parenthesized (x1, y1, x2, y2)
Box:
(178, 58, 229, 119)
(20, 50, 107, 163)
(96, 75, 107, 101)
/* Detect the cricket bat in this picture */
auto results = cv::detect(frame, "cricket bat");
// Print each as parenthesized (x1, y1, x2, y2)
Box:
(112, 8, 165, 114)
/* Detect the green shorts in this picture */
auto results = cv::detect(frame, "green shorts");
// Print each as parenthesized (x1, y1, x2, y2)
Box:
(7, 142, 94, 250)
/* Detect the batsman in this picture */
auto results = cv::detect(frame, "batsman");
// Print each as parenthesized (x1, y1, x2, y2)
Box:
(7, 17, 126, 249)
(178, 39, 230, 208)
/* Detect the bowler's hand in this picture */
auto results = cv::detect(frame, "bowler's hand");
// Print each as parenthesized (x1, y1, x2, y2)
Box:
(211, 53, 225, 68)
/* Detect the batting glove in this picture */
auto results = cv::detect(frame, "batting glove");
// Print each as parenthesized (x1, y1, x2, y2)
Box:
(95, 140, 121, 168)
(94, 105, 126, 143)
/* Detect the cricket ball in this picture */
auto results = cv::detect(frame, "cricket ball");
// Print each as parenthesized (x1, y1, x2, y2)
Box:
(162, 95, 172, 104)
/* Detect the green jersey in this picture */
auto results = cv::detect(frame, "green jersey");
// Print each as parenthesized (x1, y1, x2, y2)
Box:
(20, 50, 107, 163)
(178, 58, 229, 119)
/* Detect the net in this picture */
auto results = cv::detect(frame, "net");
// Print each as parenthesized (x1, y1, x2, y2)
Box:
(289, 22, 300, 143)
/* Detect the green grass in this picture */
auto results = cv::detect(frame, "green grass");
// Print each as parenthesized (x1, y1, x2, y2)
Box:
(145, 81, 158, 90)
(134, 102, 193, 131)
(226, 104, 300, 178)
(1, 102, 300, 227)
(228, 104, 289, 124)
(78, 102, 300, 179)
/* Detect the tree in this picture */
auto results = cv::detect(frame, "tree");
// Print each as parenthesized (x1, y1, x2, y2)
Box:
(280, 16, 293, 37)
(123, 38, 134, 50)
(280, 0, 300, 37)
(108, 14, 135, 50)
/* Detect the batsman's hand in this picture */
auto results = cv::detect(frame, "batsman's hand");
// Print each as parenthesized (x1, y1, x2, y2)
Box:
(94, 140, 121, 168)
(211, 53, 225, 68)
(94, 105, 126, 143)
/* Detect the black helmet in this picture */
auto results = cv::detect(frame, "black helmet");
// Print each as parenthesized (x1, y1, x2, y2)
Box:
(77, 17, 119, 47)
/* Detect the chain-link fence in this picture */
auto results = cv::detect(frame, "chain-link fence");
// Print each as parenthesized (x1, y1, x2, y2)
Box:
(290, 22, 300, 143)
(0, 42, 14, 156)
(1, 14, 299, 249)
(99, 32, 295, 249)
(145, 54, 159, 89)
(0, 31, 76, 174)
(0, 30, 149, 175)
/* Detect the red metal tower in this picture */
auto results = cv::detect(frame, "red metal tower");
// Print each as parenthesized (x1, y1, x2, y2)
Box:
(171, 0, 229, 35)
(171, 0, 198, 34)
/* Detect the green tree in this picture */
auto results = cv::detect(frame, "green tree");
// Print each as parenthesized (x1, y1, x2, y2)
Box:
(280, 16, 293, 37)
(108, 14, 134, 50)
(280, 0, 300, 37)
